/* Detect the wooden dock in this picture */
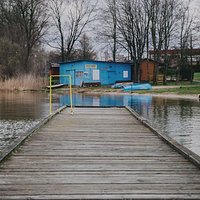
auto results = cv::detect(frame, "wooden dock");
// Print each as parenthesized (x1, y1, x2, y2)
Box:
(0, 107, 200, 199)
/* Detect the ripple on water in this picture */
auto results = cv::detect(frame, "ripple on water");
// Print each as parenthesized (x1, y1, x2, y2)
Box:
(0, 119, 41, 154)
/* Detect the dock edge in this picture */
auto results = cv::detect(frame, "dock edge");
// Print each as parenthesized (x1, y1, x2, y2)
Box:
(126, 106, 200, 169)
(0, 105, 67, 164)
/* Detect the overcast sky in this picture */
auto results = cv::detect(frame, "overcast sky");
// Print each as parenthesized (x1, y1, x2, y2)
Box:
(192, 0, 200, 6)
(191, 0, 200, 9)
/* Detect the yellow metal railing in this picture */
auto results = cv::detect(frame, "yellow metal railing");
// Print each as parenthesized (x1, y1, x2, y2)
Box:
(49, 75, 73, 114)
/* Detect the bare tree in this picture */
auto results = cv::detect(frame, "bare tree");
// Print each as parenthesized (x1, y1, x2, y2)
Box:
(176, 0, 194, 83)
(150, 0, 170, 84)
(49, 0, 97, 62)
(0, 0, 48, 75)
(149, 0, 197, 84)
(98, 0, 118, 61)
(162, 0, 179, 84)
(0, 37, 21, 79)
(48, 0, 66, 62)
(78, 34, 96, 60)
(20, 0, 48, 72)
(117, 0, 151, 82)
(148, 0, 179, 84)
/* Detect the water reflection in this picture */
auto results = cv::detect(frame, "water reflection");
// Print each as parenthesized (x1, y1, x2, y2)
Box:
(0, 91, 50, 153)
(135, 97, 200, 155)
(0, 92, 50, 120)
(60, 93, 152, 108)
(0, 91, 200, 156)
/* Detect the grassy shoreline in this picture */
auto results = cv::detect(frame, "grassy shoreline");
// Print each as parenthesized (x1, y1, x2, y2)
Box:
(72, 84, 200, 100)
(0, 77, 199, 100)
(138, 85, 200, 95)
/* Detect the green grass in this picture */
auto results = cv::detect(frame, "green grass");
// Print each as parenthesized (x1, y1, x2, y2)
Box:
(76, 83, 200, 95)
(54, 82, 200, 95)
(194, 73, 200, 81)
(136, 85, 200, 95)
(153, 80, 200, 86)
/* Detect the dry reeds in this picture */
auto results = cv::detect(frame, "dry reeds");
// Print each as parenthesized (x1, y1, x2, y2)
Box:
(0, 74, 48, 91)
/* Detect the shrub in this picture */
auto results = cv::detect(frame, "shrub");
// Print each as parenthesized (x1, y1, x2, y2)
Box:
(0, 74, 47, 91)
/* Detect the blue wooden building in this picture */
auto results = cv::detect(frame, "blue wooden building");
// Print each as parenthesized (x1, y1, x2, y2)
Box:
(59, 60, 132, 86)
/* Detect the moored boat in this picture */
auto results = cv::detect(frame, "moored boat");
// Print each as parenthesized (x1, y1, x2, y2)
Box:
(123, 83, 152, 91)
(46, 84, 65, 89)
(111, 82, 133, 89)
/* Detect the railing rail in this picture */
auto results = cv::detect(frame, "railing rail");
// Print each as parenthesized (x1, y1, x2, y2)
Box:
(49, 75, 73, 114)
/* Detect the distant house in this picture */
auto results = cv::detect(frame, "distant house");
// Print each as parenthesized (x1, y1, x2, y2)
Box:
(149, 49, 200, 80)
(59, 60, 132, 86)
(149, 49, 200, 71)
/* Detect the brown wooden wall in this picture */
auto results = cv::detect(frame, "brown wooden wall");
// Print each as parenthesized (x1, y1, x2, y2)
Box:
(140, 60, 155, 82)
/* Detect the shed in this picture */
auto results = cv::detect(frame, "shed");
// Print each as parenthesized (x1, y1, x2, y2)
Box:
(59, 60, 132, 86)
(140, 59, 155, 82)
(140, 59, 164, 82)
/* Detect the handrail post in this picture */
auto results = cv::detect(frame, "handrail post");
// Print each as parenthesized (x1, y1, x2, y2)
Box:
(69, 75, 73, 114)
(50, 75, 52, 114)
(49, 75, 73, 114)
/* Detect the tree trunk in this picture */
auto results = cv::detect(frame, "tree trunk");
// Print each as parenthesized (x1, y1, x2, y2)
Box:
(61, 35, 65, 62)
(176, 66, 180, 84)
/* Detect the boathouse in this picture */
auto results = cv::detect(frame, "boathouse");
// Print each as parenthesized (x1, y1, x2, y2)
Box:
(59, 60, 132, 86)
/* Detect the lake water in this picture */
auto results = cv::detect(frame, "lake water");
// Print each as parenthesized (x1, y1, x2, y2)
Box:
(0, 91, 200, 156)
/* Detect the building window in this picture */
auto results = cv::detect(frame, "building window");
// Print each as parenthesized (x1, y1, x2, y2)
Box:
(76, 71, 83, 78)
(123, 71, 128, 78)
(84, 71, 89, 78)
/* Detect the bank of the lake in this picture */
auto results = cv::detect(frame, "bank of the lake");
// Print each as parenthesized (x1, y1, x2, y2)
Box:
(71, 84, 200, 101)
(1, 76, 200, 101)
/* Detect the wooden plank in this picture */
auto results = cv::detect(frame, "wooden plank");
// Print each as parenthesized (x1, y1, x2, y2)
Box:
(1, 184, 200, 195)
(1, 194, 200, 200)
(0, 106, 66, 163)
(0, 107, 200, 199)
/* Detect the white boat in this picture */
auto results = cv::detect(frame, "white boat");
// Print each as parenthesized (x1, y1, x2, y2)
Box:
(46, 84, 65, 89)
